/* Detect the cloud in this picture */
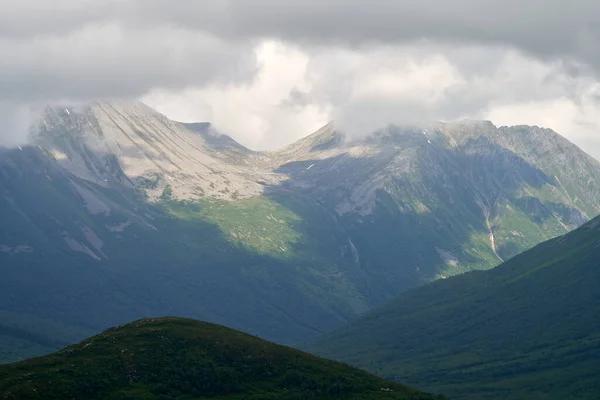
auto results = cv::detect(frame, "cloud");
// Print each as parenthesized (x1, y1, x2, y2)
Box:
(3, 1, 600, 103)
(0, 1, 256, 146)
(0, 102, 41, 148)
(143, 41, 329, 150)
(0, 0, 599, 158)
(0, 0, 116, 37)
(145, 41, 600, 159)
(0, 25, 255, 103)
(136, 1, 600, 72)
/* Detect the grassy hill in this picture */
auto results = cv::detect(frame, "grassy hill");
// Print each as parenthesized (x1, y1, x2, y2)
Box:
(307, 216, 600, 400)
(0, 317, 446, 400)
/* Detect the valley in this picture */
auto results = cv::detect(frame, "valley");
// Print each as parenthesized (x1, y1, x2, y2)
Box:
(308, 214, 600, 400)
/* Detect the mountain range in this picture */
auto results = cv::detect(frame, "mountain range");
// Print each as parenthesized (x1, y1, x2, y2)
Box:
(307, 214, 600, 400)
(2, 100, 600, 362)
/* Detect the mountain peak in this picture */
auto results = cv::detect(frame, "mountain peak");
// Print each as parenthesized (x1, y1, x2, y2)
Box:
(271, 121, 344, 160)
(34, 100, 281, 201)
(435, 119, 498, 145)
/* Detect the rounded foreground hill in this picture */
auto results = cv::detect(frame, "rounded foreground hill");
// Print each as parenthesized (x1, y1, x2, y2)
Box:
(0, 317, 445, 400)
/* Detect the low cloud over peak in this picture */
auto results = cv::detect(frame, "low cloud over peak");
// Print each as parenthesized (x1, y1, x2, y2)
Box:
(0, 1, 599, 158)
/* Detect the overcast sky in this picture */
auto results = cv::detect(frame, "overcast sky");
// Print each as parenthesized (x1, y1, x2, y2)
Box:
(0, 0, 599, 158)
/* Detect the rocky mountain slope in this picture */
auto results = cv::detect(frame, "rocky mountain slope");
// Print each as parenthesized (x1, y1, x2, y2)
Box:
(307, 215, 600, 400)
(33, 101, 278, 201)
(0, 317, 445, 400)
(1, 100, 600, 360)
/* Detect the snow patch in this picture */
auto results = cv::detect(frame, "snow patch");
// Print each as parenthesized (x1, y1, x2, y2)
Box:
(436, 247, 459, 267)
(0, 244, 33, 254)
(106, 221, 132, 232)
(79, 224, 106, 256)
(62, 232, 101, 260)
(347, 238, 360, 264)
(51, 149, 68, 161)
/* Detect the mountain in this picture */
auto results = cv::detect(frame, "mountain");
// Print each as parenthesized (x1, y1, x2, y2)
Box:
(272, 120, 600, 275)
(0, 102, 369, 352)
(0, 317, 446, 400)
(307, 215, 600, 400)
(0, 311, 95, 364)
(2, 100, 600, 360)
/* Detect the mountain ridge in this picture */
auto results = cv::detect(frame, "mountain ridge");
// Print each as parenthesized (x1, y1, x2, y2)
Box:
(2, 99, 600, 361)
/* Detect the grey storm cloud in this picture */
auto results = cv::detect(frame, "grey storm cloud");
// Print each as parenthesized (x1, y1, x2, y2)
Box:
(2, 0, 600, 102)
(0, 26, 256, 102)
(148, 1, 600, 70)
(1, 0, 600, 156)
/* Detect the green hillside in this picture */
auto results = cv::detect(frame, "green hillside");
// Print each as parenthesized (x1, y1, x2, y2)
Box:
(0, 317, 446, 400)
(307, 216, 600, 400)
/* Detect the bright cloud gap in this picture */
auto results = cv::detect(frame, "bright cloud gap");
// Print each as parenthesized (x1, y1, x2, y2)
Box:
(144, 40, 600, 159)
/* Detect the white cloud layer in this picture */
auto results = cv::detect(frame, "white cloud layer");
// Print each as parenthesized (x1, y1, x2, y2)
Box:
(0, 0, 599, 159)
(145, 41, 600, 158)
(144, 41, 328, 150)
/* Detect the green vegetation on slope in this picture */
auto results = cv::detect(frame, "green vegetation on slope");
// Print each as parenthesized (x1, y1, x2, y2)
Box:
(0, 154, 369, 360)
(307, 216, 600, 400)
(162, 198, 303, 257)
(0, 317, 446, 400)
(161, 196, 372, 314)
